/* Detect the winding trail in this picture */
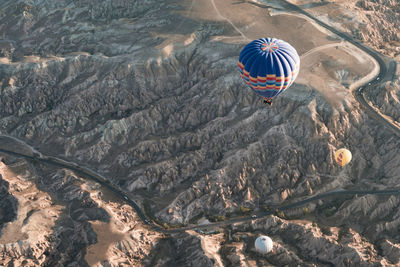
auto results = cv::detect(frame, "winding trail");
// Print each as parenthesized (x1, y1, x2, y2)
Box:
(210, 0, 251, 41)
(300, 42, 344, 59)
(175, 0, 195, 33)
(0, 1, 399, 235)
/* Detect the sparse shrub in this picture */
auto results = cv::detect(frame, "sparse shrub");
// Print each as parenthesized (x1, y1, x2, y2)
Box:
(189, 211, 204, 224)
(233, 236, 240, 242)
(276, 210, 286, 219)
(261, 205, 271, 212)
(303, 207, 309, 215)
(324, 209, 335, 217)
(320, 225, 332, 236)
(238, 206, 252, 214)
(215, 215, 226, 222)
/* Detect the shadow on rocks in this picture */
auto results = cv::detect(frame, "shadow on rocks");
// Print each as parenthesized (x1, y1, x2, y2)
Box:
(141, 236, 176, 267)
(33, 166, 111, 267)
(0, 174, 18, 236)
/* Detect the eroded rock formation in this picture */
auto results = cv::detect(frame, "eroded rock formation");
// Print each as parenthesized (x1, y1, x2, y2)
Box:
(0, 0, 399, 265)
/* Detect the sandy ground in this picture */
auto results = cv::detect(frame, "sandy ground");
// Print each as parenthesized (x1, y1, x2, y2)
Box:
(188, 230, 225, 266)
(83, 184, 129, 266)
(0, 159, 63, 245)
(297, 42, 377, 105)
(83, 182, 161, 266)
(153, 0, 338, 57)
(85, 218, 126, 266)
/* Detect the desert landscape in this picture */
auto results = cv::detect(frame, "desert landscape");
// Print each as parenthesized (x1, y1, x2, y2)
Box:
(0, 0, 399, 266)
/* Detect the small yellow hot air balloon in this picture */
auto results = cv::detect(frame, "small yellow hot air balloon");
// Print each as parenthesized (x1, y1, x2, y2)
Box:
(334, 148, 352, 167)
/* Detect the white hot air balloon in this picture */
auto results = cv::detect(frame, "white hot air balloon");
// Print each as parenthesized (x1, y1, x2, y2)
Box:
(255, 235, 273, 254)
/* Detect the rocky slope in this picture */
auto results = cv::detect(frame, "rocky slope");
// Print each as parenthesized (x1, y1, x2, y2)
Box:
(0, 173, 18, 234)
(352, 0, 400, 59)
(289, 0, 400, 59)
(142, 232, 216, 267)
(0, 155, 161, 266)
(229, 215, 396, 266)
(0, 0, 400, 266)
(369, 69, 400, 124)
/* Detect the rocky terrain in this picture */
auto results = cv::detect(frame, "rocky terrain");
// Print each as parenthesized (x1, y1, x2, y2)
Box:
(0, 155, 161, 266)
(142, 231, 218, 267)
(289, 0, 400, 59)
(351, 0, 400, 59)
(369, 69, 400, 125)
(228, 212, 399, 266)
(0, 0, 400, 266)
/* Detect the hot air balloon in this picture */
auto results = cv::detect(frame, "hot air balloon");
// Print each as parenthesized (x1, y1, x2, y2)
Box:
(334, 148, 352, 167)
(255, 235, 273, 254)
(238, 38, 300, 105)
